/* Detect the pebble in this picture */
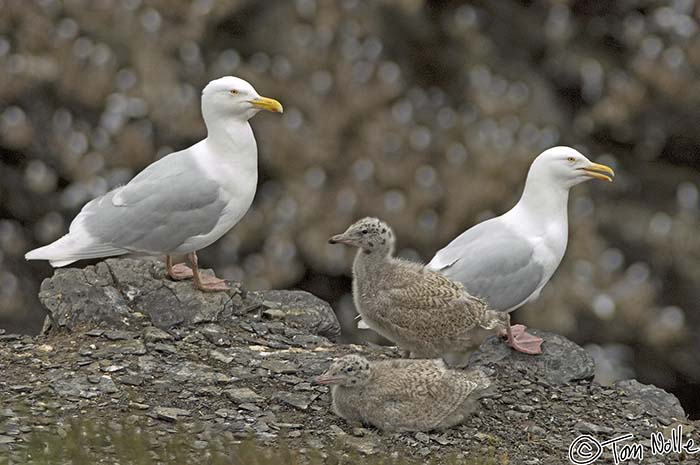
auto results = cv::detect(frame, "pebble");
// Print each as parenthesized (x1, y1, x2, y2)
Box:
(225, 388, 263, 404)
(143, 326, 172, 343)
(575, 421, 615, 435)
(129, 402, 150, 410)
(273, 392, 314, 410)
(119, 375, 144, 386)
(209, 350, 234, 364)
(415, 432, 430, 443)
(103, 330, 132, 340)
(153, 343, 178, 354)
(154, 407, 191, 422)
(263, 309, 286, 320)
(260, 359, 298, 374)
(505, 410, 529, 421)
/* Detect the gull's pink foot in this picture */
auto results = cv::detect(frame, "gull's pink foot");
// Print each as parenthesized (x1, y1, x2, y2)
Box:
(169, 263, 194, 281)
(499, 324, 527, 338)
(170, 252, 229, 292)
(509, 331, 543, 355)
(502, 324, 543, 355)
(194, 273, 230, 292)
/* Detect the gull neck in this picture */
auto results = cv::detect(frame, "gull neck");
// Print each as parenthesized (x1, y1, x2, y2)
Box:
(507, 173, 570, 232)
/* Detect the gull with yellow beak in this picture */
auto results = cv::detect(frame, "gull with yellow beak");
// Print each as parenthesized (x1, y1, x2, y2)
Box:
(25, 76, 283, 292)
(425, 146, 615, 354)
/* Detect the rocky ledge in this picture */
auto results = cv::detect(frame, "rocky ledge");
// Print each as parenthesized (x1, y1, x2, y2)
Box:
(0, 259, 696, 465)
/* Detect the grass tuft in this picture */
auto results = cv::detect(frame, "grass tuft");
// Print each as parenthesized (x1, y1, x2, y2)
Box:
(1, 417, 501, 465)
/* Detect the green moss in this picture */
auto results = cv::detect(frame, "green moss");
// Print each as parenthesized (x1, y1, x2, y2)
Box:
(6, 418, 501, 465)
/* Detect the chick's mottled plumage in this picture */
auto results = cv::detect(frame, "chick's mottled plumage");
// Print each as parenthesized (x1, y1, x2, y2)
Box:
(330, 218, 507, 364)
(315, 355, 490, 432)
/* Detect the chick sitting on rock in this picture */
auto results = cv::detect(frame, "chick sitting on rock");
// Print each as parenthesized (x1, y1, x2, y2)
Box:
(330, 217, 508, 366)
(315, 354, 491, 432)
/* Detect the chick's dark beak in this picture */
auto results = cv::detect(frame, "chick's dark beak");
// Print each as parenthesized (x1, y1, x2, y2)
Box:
(329, 234, 351, 245)
(314, 374, 342, 385)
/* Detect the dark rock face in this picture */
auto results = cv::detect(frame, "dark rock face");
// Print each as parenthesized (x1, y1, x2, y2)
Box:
(614, 379, 687, 421)
(253, 289, 341, 341)
(38, 258, 340, 339)
(1, 259, 695, 464)
(470, 330, 595, 385)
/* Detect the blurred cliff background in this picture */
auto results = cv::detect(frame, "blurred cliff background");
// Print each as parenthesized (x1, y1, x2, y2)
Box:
(1, 0, 698, 417)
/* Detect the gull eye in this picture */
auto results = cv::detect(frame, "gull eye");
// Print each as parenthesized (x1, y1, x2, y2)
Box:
(567, 156, 575, 163)
(230, 89, 238, 95)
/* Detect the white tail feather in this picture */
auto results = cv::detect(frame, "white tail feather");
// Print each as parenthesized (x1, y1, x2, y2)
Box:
(49, 259, 79, 267)
(25, 234, 127, 268)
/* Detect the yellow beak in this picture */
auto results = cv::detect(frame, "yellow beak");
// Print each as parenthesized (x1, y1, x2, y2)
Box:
(580, 162, 615, 182)
(250, 96, 283, 113)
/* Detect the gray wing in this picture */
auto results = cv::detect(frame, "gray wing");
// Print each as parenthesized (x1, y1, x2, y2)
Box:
(81, 150, 227, 253)
(428, 218, 544, 312)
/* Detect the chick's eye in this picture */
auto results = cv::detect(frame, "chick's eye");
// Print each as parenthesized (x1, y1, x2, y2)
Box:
(361, 230, 368, 235)
(346, 366, 353, 372)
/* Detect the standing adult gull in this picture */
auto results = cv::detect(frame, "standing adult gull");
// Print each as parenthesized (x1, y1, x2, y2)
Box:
(25, 76, 283, 292)
(427, 146, 615, 354)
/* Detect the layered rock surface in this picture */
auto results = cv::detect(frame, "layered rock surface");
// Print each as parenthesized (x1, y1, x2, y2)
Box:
(0, 259, 695, 464)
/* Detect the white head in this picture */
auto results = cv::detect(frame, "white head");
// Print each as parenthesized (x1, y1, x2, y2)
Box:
(201, 76, 283, 125)
(527, 146, 615, 189)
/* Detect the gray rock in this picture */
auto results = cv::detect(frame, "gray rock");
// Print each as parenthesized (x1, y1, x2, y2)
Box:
(154, 407, 191, 422)
(341, 434, 381, 455)
(225, 388, 264, 404)
(273, 392, 316, 411)
(38, 259, 340, 341)
(38, 259, 233, 331)
(470, 330, 595, 385)
(260, 359, 299, 374)
(103, 330, 132, 340)
(209, 350, 234, 364)
(614, 379, 685, 419)
(8, 256, 694, 465)
(254, 290, 340, 340)
(143, 326, 172, 343)
(118, 375, 144, 386)
(38, 263, 133, 331)
(199, 324, 231, 346)
(575, 421, 615, 435)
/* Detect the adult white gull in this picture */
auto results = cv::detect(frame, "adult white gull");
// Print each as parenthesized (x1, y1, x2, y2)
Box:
(25, 76, 283, 292)
(427, 146, 615, 354)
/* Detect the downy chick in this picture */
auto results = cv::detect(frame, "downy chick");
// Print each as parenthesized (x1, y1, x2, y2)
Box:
(330, 217, 507, 366)
(315, 354, 491, 432)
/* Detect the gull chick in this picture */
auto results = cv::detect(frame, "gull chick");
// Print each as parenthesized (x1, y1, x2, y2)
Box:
(428, 146, 615, 354)
(25, 76, 283, 292)
(330, 217, 507, 365)
(315, 354, 491, 432)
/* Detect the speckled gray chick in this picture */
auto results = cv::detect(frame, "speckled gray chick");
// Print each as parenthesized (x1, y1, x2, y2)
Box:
(315, 354, 491, 432)
(330, 217, 508, 365)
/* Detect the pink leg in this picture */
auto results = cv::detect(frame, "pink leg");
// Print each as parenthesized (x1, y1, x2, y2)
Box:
(166, 255, 194, 281)
(500, 316, 543, 355)
(189, 252, 229, 292)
